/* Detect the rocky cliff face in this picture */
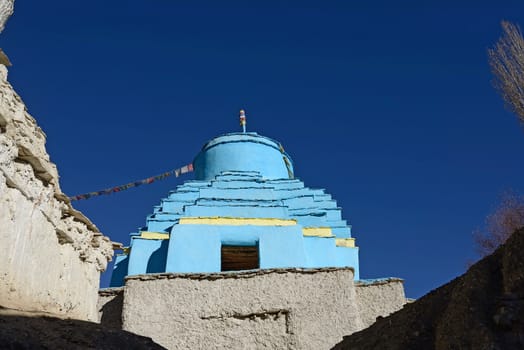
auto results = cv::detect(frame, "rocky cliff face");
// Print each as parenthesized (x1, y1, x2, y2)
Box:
(333, 227, 524, 350)
(0, 65, 113, 321)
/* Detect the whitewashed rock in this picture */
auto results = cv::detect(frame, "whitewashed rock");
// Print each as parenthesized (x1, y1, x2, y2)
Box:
(0, 65, 113, 321)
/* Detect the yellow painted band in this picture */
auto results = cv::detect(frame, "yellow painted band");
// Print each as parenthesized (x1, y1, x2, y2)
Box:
(336, 238, 356, 248)
(178, 217, 297, 226)
(302, 227, 334, 238)
(140, 231, 170, 240)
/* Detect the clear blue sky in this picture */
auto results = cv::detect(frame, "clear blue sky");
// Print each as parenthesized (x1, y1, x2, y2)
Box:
(4, 1, 524, 298)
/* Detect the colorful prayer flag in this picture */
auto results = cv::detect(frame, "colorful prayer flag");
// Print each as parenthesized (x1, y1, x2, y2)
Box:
(68, 163, 194, 201)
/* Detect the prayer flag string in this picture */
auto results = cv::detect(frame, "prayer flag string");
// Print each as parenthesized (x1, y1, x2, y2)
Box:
(68, 163, 194, 201)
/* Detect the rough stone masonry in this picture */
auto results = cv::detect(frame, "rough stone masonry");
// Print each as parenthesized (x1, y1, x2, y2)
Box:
(99, 268, 406, 350)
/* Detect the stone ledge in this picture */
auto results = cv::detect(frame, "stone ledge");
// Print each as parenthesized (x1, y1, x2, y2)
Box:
(355, 277, 404, 286)
(125, 266, 355, 282)
(98, 288, 125, 297)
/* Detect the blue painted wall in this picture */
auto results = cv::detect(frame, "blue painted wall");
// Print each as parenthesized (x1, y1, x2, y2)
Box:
(303, 237, 339, 268)
(335, 246, 360, 280)
(109, 254, 129, 287)
(193, 133, 293, 180)
(127, 238, 168, 276)
(166, 224, 306, 272)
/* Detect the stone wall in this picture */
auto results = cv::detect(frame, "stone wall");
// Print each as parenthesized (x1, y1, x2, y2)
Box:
(355, 278, 406, 328)
(121, 268, 363, 350)
(0, 66, 113, 321)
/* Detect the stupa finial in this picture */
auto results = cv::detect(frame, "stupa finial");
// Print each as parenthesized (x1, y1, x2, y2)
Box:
(239, 109, 246, 133)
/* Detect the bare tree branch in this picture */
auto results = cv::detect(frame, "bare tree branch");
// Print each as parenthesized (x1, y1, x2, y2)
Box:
(488, 21, 524, 128)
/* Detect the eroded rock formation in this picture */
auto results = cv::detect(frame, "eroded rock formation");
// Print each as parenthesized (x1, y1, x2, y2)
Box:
(333, 227, 524, 350)
(0, 65, 113, 321)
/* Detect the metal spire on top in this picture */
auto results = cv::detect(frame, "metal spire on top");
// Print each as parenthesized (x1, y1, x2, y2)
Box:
(239, 109, 246, 133)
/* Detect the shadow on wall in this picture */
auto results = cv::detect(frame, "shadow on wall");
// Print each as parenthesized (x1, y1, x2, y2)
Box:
(100, 293, 123, 330)
(147, 240, 169, 274)
(110, 256, 129, 287)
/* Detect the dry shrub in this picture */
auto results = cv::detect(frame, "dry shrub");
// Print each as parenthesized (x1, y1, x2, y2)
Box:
(474, 191, 524, 257)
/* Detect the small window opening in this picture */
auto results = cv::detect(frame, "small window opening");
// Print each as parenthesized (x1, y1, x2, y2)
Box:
(221, 244, 259, 271)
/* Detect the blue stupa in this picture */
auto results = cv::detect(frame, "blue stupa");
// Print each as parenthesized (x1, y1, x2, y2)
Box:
(110, 112, 359, 287)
